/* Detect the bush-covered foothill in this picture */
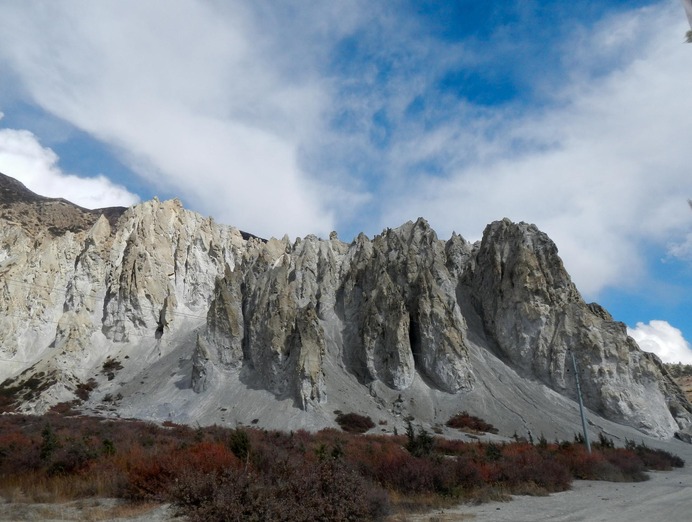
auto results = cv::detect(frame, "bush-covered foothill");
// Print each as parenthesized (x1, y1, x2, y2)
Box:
(0, 415, 685, 521)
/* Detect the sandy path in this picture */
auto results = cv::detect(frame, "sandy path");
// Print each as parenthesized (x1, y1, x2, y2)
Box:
(0, 498, 180, 521)
(456, 468, 691, 521)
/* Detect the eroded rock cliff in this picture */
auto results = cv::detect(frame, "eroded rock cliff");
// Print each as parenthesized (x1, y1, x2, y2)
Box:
(1, 172, 690, 439)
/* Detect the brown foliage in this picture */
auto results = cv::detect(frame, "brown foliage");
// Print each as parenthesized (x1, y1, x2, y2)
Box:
(446, 411, 499, 434)
(0, 414, 686, 520)
(335, 412, 376, 433)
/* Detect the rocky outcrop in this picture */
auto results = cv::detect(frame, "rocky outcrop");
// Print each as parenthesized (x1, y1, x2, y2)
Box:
(1, 172, 690, 439)
(194, 218, 476, 410)
(0, 174, 245, 410)
(337, 221, 473, 393)
(464, 219, 692, 438)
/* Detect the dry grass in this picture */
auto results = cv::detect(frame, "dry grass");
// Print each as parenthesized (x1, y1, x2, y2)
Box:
(387, 490, 463, 513)
(0, 470, 122, 504)
(463, 486, 513, 506)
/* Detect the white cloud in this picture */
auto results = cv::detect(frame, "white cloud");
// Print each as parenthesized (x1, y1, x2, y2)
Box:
(0, 124, 139, 209)
(0, 0, 343, 238)
(628, 320, 692, 364)
(668, 232, 692, 261)
(375, 3, 692, 296)
(0, 0, 689, 294)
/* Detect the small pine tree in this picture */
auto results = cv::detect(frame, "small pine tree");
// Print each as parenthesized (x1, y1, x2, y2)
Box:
(405, 421, 434, 457)
(229, 429, 250, 460)
(102, 438, 116, 456)
(40, 423, 59, 462)
(538, 433, 548, 449)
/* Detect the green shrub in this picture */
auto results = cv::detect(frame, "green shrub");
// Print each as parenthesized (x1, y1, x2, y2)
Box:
(229, 429, 251, 461)
(405, 421, 434, 457)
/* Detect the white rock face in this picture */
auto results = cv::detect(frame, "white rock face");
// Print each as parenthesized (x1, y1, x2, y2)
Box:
(464, 219, 691, 438)
(1, 173, 690, 440)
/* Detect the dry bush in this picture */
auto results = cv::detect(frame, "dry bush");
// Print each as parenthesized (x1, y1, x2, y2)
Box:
(75, 379, 97, 401)
(556, 442, 651, 482)
(433, 437, 482, 458)
(602, 449, 647, 482)
(171, 458, 389, 521)
(627, 440, 685, 470)
(335, 412, 376, 433)
(450, 455, 485, 490)
(497, 443, 571, 492)
(446, 412, 499, 434)
(0, 413, 686, 520)
(0, 469, 120, 503)
(125, 441, 239, 500)
(556, 444, 613, 480)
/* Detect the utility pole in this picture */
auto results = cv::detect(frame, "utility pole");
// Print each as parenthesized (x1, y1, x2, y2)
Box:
(570, 350, 591, 453)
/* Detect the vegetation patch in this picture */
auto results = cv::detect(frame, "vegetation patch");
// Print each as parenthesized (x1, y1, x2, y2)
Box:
(446, 411, 499, 434)
(0, 373, 58, 413)
(0, 415, 685, 521)
(75, 379, 97, 401)
(665, 363, 692, 378)
(101, 358, 124, 381)
(335, 412, 375, 433)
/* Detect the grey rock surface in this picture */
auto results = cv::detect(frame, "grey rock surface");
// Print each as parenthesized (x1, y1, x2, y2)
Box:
(1, 172, 690, 441)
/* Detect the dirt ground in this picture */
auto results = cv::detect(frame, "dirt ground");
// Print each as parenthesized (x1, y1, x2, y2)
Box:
(0, 498, 181, 521)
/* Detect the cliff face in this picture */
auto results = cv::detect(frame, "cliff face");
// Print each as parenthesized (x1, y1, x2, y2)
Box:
(464, 220, 690, 437)
(1, 172, 690, 439)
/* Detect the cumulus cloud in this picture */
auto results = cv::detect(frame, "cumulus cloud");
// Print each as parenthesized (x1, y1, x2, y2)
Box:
(628, 320, 692, 364)
(375, 3, 692, 296)
(0, 0, 689, 296)
(0, 0, 343, 238)
(0, 122, 139, 209)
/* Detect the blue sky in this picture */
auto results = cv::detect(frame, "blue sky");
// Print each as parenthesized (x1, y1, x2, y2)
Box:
(0, 0, 691, 362)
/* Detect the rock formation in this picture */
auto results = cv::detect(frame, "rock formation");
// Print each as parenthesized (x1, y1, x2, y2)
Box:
(1, 172, 690, 440)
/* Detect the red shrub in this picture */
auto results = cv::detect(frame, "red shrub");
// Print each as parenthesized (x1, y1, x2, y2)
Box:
(188, 441, 240, 473)
(125, 441, 240, 500)
(498, 444, 571, 491)
(450, 455, 485, 489)
(0, 412, 685, 517)
(446, 412, 498, 434)
(124, 450, 179, 500)
(434, 437, 482, 458)
(633, 444, 685, 470)
(0, 429, 39, 474)
(556, 445, 623, 481)
(603, 449, 647, 481)
(335, 413, 375, 434)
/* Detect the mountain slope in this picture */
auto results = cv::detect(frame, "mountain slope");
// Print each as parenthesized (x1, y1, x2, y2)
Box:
(1, 172, 690, 441)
